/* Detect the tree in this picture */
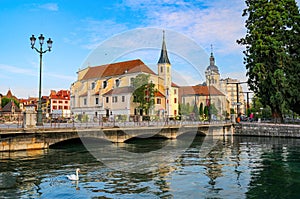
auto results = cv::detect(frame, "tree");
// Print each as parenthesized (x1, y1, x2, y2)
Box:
(193, 103, 199, 120)
(199, 102, 203, 117)
(1, 97, 19, 108)
(237, 0, 300, 123)
(210, 103, 218, 116)
(204, 106, 209, 119)
(132, 74, 155, 115)
(179, 103, 191, 115)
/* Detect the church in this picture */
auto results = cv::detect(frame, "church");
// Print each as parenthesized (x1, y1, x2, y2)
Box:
(70, 32, 179, 121)
(70, 32, 245, 122)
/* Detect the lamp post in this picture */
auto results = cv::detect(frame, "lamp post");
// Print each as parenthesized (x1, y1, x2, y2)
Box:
(205, 69, 212, 122)
(241, 91, 252, 115)
(226, 80, 247, 116)
(30, 34, 53, 126)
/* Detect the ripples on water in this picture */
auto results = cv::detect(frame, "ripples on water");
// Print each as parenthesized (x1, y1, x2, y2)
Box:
(0, 135, 300, 198)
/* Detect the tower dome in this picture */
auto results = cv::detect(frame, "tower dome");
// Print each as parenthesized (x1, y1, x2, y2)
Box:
(206, 51, 219, 74)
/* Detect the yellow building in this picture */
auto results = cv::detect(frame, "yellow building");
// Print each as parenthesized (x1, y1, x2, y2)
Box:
(70, 33, 178, 121)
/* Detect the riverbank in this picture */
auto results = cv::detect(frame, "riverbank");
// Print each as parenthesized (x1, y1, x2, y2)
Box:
(235, 122, 300, 138)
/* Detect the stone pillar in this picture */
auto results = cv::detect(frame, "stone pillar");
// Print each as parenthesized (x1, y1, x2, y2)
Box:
(23, 110, 37, 128)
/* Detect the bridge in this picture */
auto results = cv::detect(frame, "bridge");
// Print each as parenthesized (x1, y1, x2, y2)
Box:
(0, 123, 233, 152)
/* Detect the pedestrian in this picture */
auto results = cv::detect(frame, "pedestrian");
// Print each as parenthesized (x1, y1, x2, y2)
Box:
(250, 112, 254, 122)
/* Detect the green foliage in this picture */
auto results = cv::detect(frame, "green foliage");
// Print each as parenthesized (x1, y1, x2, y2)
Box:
(132, 74, 155, 115)
(204, 106, 209, 118)
(230, 108, 235, 114)
(237, 0, 300, 122)
(210, 103, 218, 115)
(1, 97, 19, 108)
(199, 102, 203, 116)
(179, 103, 191, 115)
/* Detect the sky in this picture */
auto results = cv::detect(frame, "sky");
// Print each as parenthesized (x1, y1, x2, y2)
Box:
(1, 0, 299, 98)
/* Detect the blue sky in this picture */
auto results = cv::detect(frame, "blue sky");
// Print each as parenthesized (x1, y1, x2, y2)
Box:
(1, 0, 299, 98)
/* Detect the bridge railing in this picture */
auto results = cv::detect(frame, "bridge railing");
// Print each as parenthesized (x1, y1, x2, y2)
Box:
(0, 119, 231, 130)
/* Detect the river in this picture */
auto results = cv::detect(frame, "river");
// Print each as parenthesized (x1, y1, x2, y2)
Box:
(0, 134, 299, 199)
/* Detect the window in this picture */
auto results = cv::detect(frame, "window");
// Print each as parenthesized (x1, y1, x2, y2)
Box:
(167, 66, 169, 73)
(106, 97, 109, 103)
(64, 106, 68, 109)
(157, 98, 161, 104)
(112, 96, 118, 103)
(65, 100, 68, 104)
(174, 89, 177, 95)
(53, 100, 57, 103)
(122, 96, 125, 102)
(103, 81, 107, 88)
(174, 110, 177, 115)
(59, 100, 63, 104)
(95, 97, 99, 105)
(161, 66, 163, 73)
(91, 82, 95, 89)
(83, 98, 87, 105)
(53, 106, 57, 110)
(130, 78, 134, 86)
(115, 79, 120, 87)
(59, 106, 62, 109)
(174, 98, 177, 103)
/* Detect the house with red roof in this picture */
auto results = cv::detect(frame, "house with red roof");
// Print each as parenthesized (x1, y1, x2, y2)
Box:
(49, 90, 71, 118)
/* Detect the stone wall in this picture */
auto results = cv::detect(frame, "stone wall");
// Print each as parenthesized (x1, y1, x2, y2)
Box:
(234, 123, 300, 138)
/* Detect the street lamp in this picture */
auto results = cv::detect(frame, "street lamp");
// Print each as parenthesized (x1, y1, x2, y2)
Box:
(226, 79, 247, 116)
(30, 34, 53, 126)
(205, 69, 212, 122)
(241, 91, 252, 115)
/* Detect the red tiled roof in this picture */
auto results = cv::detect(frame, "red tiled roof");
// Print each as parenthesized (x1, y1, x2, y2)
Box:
(50, 90, 70, 100)
(154, 91, 165, 97)
(103, 87, 134, 96)
(179, 85, 224, 97)
(171, 82, 179, 88)
(82, 59, 156, 80)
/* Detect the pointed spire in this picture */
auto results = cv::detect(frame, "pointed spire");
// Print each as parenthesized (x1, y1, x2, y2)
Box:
(158, 30, 171, 64)
(210, 44, 215, 66)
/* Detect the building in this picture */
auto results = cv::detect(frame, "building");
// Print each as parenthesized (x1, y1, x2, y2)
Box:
(19, 97, 37, 112)
(204, 48, 245, 115)
(70, 32, 178, 121)
(49, 90, 71, 118)
(219, 77, 246, 115)
(1, 100, 21, 121)
(178, 85, 226, 119)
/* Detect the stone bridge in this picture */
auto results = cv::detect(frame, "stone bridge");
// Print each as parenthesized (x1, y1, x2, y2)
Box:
(0, 123, 233, 152)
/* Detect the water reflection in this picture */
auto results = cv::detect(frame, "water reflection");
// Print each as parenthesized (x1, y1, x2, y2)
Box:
(0, 135, 299, 198)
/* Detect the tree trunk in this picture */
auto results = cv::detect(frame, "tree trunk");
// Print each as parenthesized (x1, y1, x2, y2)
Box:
(271, 109, 283, 123)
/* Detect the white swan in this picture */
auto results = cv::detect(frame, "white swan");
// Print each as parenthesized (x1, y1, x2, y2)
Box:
(67, 168, 80, 181)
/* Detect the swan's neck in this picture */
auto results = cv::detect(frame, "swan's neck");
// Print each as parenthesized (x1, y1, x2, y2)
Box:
(76, 170, 79, 177)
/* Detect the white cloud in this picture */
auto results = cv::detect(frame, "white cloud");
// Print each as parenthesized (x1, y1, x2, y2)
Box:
(140, 0, 246, 55)
(39, 3, 59, 11)
(0, 64, 36, 76)
(78, 19, 129, 50)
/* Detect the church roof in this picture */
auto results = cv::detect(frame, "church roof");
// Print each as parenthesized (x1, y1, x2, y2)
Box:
(81, 59, 155, 80)
(103, 87, 135, 96)
(158, 31, 171, 65)
(1, 100, 21, 113)
(178, 85, 224, 97)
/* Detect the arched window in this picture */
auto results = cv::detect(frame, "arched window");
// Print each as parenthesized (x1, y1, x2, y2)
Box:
(103, 81, 107, 88)
(115, 79, 120, 87)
